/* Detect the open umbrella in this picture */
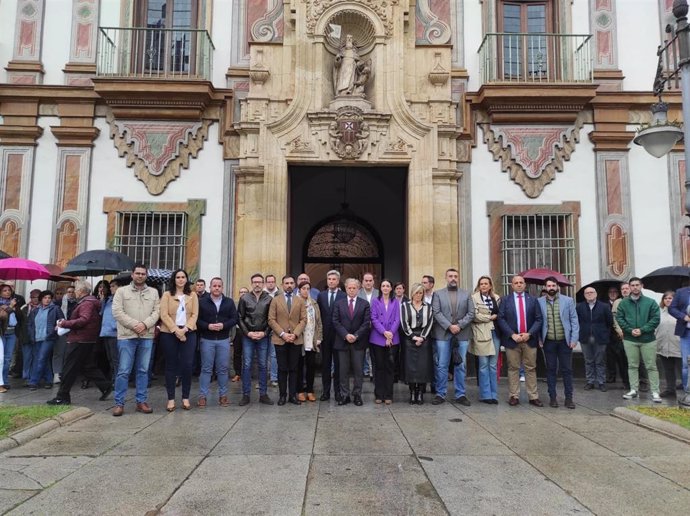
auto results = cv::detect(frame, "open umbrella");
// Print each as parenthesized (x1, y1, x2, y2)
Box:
(0, 258, 51, 281)
(113, 268, 172, 288)
(520, 268, 572, 287)
(640, 266, 690, 293)
(63, 250, 135, 276)
(42, 264, 77, 283)
(575, 279, 623, 303)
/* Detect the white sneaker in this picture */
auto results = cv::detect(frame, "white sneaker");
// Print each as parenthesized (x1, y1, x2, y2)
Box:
(53, 373, 61, 384)
(519, 375, 525, 382)
(651, 392, 662, 403)
(622, 390, 638, 399)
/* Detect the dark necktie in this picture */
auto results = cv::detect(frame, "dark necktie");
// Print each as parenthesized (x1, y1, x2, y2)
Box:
(329, 291, 335, 307)
(286, 292, 292, 312)
(518, 293, 526, 333)
(349, 297, 354, 318)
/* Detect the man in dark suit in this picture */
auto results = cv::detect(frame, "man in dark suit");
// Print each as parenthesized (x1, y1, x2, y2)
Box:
(668, 282, 690, 392)
(333, 278, 371, 406)
(577, 286, 613, 393)
(317, 270, 346, 401)
(497, 275, 544, 406)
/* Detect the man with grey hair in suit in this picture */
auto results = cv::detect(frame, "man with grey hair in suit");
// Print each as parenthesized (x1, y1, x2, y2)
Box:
(431, 268, 475, 406)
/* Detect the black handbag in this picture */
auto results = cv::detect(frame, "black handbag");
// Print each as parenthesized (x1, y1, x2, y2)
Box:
(451, 336, 463, 365)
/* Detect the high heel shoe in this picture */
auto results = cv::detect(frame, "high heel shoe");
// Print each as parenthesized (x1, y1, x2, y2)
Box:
(182, 399, 191, 410)
(166, 401, 176, 412)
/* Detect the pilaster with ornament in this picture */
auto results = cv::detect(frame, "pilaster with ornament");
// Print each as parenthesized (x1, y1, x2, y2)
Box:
(668, 153, 690, 266)
(594, 152, 634, 279)
(5, 0, 46, 84)
(589, 0, 624, 90)
(63, 0, 100, 86)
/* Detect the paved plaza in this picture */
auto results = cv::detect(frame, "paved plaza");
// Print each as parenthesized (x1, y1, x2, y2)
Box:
(0, 377, 689, 515)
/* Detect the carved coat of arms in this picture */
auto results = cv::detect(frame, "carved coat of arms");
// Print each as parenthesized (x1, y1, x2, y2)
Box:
(329, 106, 370, 159)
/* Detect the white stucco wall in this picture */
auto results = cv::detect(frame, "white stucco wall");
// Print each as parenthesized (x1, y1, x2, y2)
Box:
(0, 0, 19, 83)
(88, 117, 226, 282)
(212, 0, 233, 87)
(463, 0, 484, 92)
(41, 0, 73, 84)
(618, 0, 662, 91)
(99, 0, 122, 27)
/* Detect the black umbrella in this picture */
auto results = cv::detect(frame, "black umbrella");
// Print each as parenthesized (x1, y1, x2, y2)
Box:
(575, 279, 623, 303)
(63, 250, 135, 276)
(641, 266, 690, 293)
(113, 268, 172, 288)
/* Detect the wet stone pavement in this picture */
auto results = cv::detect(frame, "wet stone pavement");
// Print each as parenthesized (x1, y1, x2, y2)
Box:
(0, 376, 689, 515)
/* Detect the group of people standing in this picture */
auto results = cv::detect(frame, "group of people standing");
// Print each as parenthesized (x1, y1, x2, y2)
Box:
(2, 264, 687, 415)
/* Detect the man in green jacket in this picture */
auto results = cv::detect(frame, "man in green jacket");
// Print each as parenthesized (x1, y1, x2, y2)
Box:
(616, 277, 661, 402)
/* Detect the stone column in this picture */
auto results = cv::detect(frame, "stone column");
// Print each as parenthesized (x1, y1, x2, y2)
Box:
(589, 0, 624, 90)
(232, 166, 266, 287)
(63, 0, 101, 86)
(5, 0, 46, 84)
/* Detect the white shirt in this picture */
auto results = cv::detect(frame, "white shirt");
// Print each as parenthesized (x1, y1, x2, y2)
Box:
(175, 295, 186, 326)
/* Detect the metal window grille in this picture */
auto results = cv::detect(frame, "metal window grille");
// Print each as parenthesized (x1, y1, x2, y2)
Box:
(500, 213, 576, 295)
(114, 212, 187, 270)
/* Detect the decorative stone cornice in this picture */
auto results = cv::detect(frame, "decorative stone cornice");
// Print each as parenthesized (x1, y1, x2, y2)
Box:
(0, 125, 43, 145)
(49, 126, 100, 147)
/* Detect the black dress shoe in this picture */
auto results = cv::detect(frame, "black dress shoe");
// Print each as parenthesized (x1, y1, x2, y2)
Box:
(431, 395, 445, 405)
(46, 397, 71, 406)
(480, 399, 493, 404)
(288, 396, 301, 405)
(529, 399, 544, 407)
(99, 386, 113, 401)
(277, 395, 287, 406)
(239, 395, 250, 406)
(584, 383, 594, 390)
(353, 395, 363, 406)
(455, 396, 471, 407)
(337, 396, 351, 406)
(491, 399, 499, 404)
(320, 393, 330, 401)
(259, 394, 274, 405)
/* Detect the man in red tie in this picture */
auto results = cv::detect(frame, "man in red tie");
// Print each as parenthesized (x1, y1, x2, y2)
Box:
(332, 278, 371, 406)
(497, 275, 544, 406)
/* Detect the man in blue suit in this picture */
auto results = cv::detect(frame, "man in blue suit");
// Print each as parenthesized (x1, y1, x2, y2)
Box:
(538, 277, 579, 409)
(317, 270, 346, 401)
(668, 283, 690, 392)
(497, 275, 543, 406)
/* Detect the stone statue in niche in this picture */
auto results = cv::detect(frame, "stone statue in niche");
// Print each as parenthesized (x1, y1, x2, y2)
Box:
(333, 34, 370, 97)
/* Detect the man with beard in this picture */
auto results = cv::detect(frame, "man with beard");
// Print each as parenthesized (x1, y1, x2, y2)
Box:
(538, 277, 579, 409)
(431, 268, 475, 406)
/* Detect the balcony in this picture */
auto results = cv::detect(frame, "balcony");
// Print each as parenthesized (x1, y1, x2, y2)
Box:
(471, 33, 597, 123)
(478, 32, 593, 84)
(93, 27, 217, 120)
(97, 27, 214, 80)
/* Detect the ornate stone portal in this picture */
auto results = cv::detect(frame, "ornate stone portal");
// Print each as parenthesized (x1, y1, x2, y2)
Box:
(231, 1, 463, 290)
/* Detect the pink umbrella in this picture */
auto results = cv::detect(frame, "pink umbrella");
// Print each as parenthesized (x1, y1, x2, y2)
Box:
(0, 258, 51, 281)
(519, 268, 572, 287)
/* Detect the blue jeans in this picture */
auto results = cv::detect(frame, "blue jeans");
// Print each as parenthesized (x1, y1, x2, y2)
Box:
(199, 338, 230, 398)
(478, 331, 500, 400)
(29, 340, 54, 385)
(114, 338, 152, 406)
(2, 333, 16, 383)
(242, 336, 269, 396)
(681, 336, 690, 391)
(22, 342, 36, 380)
(433, 338, 469, 399)
(269, 342, 278, 382)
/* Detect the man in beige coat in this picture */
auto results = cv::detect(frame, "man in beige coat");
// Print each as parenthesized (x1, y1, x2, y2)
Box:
(268, 275, 307, 405)
(111, 264, 160, 416)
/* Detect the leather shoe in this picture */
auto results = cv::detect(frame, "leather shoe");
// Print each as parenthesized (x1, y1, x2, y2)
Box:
(455, 395, 471, 407)
(277, 395, 287, 406)
(239, 395, 250, 406)
(197, 397, 207, 408)
(431, 395, 445, 405)
(528, 399, 544, 407)
(564, 398, 576, 409)
(337, 396, 351, 406)
(218, 396, 230, 407)
(599, 384, 607, 392)
(46, 397, 71, 406)
(259, 394, 274, 405)
(353, 395, 363, 406)
(549, 397, 559, 408)
(297, 392, 306, 402)
(491, 399, 499, 405)
(508, 397, 519, 406)
(112, 405, 124, 417)
(480, 399, 493, 404)
(136, 402, 153, 414)
(584, 383, 594, 390)
(320, 393, 330, 401)
(288, 396, 301, 405)
(99, 386, 113, 401)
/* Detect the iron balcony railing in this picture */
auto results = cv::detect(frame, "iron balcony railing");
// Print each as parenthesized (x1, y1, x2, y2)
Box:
(478, 33, 593, 84)
(97, 27, 214, 80)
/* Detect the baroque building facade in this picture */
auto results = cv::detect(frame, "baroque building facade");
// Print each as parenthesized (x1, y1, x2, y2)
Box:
(0, 0, 683, 295)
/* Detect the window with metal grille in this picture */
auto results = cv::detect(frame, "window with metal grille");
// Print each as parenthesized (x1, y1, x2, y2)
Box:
(500, 213, 576, 294)
(114, 212, 187, 270)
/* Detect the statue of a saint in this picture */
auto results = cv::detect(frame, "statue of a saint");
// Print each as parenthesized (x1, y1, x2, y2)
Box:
(333, 34, 361, 96)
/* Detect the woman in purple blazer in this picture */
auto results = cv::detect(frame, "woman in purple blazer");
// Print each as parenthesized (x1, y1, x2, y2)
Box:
(369, 279, 401, 404)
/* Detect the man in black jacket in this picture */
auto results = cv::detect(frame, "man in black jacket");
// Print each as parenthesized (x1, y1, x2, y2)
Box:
(237, 273, 274, 406)
(577, 286, 613, 392)
(316, 269, 346, 401)
(197, 277, 238, 407)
